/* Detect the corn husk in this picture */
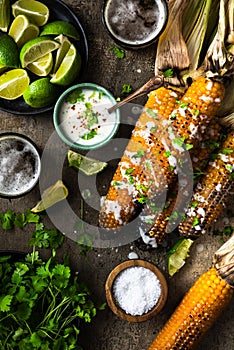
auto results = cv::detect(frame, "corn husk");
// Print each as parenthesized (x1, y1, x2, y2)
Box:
(182, 0, 220, 71)
(155, 0, 190, 85)
(213, 233, 234, 287)
(227, 0, 234, 44)
(204, 0, 234, 76)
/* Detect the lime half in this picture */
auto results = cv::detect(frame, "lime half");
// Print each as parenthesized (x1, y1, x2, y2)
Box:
(68, 150, 108, 175)
(31, 180, 68, 213)
(167, 238, 194, 276)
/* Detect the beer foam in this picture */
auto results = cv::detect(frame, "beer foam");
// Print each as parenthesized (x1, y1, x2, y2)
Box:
(104, 0, 167, 46)
(0, 137, 40, 197)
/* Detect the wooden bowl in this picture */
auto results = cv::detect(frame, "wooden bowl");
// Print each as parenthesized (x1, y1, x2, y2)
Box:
(105, 259, 168, 322)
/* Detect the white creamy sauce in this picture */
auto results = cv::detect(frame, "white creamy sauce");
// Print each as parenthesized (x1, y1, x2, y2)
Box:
(58, 88, 116, 146)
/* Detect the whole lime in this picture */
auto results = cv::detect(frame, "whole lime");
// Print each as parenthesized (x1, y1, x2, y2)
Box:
(0, 34, 20, 68)
(23, 77, 60, 108)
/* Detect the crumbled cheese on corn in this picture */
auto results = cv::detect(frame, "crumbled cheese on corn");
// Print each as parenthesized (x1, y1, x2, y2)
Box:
(104, 200, 123, 224)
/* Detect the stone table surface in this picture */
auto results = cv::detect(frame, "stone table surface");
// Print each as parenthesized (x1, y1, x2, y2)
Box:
(0, 1, 233, 350)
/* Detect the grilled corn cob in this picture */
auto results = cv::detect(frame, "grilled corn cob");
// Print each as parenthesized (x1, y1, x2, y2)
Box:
(139, 119, 223, 244)
(148, 233, 234, 350)
(179, 129, 234, 237)
(99, 87, 181, 228)
(133, 77, 225, 240)
(99, 77, 225, 229)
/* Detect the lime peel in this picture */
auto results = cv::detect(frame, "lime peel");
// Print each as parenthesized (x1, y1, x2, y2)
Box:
(0, 0, 11, 32)
(31, 180, 68, 213)
(0, 34, 20, 68)
(23, 77, 60, 108)
(167, 238, 194, 276)
(68, 150, 108, 176)
(40, 20, 80, 40)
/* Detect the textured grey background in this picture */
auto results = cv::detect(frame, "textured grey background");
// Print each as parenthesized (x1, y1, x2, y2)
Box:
(0, 1, 233, 349)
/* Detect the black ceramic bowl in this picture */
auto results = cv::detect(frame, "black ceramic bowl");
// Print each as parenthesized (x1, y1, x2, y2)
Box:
(0, 0, 88, 115)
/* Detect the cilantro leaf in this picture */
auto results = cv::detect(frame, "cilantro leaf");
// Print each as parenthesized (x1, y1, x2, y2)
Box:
(132, 150, 145, 158)
(163, 69, 174, 78)
(125, 168, 135, 175)
(52, 264, 71, 289)
(109, 45, 125, 58)
(14, 213, 27, 228)
(121, 83, 132, 96)
(192, 217, 200, 227)
(0, 210, 15, 230)
(221, 148, 233, 155)
(0, 295, 13, 312)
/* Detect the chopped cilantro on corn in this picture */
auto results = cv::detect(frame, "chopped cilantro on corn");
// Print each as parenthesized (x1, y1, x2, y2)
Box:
(179, 129, 234, 237)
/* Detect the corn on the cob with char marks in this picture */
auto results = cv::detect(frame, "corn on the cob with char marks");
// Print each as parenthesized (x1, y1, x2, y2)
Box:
(139, 119, 223, 245)
(99, 77, 225, 229)
(99, 87, 181, 228)
(179, 129, 234, 237)
(135, 76, 225, 243)
(148, 233, 234, 350)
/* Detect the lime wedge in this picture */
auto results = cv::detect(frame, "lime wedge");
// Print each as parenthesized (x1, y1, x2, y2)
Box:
(31, 180, 68, 213)
(0, 34, 20, 68)
(0, 68, 29, 100)
(12, 0, 49, 26)
(53, 35, 71, 73)
(0, 0, 10, 32)
(68, 150, 108, 175)
(40, 20, 80, 40)
(9, 15, 39, 48)
(50, 44, 81, 86)
(20, 36, 60, 67)
(167, 238, 194, 276)
(27, 52, 53, 76)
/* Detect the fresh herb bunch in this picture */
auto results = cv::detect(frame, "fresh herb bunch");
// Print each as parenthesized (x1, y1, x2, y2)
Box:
(0, 209, 98, 349)
(0, 249, 97, 350)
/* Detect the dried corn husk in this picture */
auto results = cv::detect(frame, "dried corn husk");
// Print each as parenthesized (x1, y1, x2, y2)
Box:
(214, 233, 234, 287)
(155, 0, 190, 85)
(227, 0, 234, 44)
(182, 0, 220, 71)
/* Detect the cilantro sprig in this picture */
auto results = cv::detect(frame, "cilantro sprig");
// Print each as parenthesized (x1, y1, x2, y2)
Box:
(0, 209, 39, 230)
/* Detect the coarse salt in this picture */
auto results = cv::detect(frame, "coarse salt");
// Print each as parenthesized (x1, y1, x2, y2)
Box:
(113, 266, 161, 316)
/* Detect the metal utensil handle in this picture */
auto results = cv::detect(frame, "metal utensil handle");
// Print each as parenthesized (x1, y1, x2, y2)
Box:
(108, 75, 164, 114)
